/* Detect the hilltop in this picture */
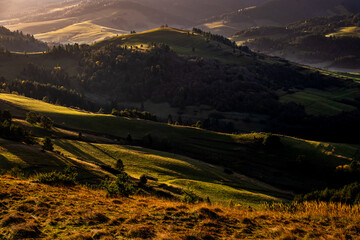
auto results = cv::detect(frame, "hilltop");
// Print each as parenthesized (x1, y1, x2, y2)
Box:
(232, 14, 360, 71)
(0, 26, 47, 52)
(200, 0, 360, 36)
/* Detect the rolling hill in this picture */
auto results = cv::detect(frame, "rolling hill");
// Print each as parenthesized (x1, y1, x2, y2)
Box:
(200, 0, 360, 36)
(0, 92, 358, 196)
(231, 14, 360, 71)
(1, 27, 360, 143)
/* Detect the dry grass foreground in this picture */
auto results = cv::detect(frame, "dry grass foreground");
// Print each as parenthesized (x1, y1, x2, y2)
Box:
(0, 176, 359, 240)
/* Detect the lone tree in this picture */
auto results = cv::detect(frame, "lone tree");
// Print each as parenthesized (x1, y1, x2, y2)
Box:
(26, 111, 39, 124)
(42, 137, 54, 151)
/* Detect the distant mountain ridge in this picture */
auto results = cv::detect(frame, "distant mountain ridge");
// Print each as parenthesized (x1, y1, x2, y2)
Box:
(201, 0, 360, 36)
(2, 0, 269, 44)
(232, 13, 360, 70)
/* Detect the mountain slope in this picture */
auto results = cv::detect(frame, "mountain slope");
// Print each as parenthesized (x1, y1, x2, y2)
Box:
(201, 0, 360, 36)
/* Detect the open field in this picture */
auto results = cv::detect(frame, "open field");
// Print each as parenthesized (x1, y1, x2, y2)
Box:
(0, 176, 359, 239)
(280, 88, 360, 116)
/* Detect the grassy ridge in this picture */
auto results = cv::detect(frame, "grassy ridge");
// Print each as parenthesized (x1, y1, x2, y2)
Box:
(94, 28, 252, 65)
(0, 93, 357, 192)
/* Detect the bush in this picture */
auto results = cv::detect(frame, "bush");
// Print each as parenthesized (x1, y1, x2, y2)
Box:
(262, 133, 282, 149)
(182, 189, 203, 204)
(36, 166, 77, 186)
(139, 174, 147, 185)
(116, 159, 124, 171)
(100, 172, 134, 197)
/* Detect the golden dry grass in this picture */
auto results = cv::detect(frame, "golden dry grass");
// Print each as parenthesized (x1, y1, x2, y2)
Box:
(0, 175, 359, 239)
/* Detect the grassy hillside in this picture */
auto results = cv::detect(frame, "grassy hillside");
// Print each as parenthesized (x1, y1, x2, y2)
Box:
(280, 88, 360, 116)
(0, 176, 359, 239)
(0, 93, 358, 193)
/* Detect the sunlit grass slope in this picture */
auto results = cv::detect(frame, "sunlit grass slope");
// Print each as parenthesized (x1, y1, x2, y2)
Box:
(94, 27, 252, 65)
(35, 21, 128, 44)
(280, 88, 360, 116)
(52, 139, 282, 206)
(0, 93, 356, 162)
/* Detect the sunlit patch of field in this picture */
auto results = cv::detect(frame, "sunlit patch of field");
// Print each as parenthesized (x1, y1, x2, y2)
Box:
(34, 21, 128, 44)
(5, 18, 77, 35)
(280, 88, 359, 116)
(326, 26, 360, 38)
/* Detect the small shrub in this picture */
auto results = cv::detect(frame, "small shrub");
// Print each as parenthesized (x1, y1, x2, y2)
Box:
(139, 174, 147, 185)
(116, 159, 124, 171)
(182, 189, 203, 204)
